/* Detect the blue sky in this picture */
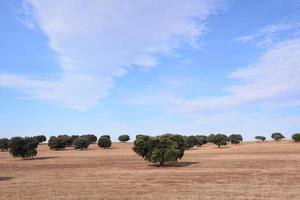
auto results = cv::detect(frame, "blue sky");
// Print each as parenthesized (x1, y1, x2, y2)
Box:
(1, 0, 300, 141)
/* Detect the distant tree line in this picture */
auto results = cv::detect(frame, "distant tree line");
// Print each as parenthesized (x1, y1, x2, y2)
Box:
(48, 134, 113, 150)
(1, 132, 300, 163)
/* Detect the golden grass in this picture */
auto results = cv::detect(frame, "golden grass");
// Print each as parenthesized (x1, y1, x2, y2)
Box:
(1, 140, 300, 200)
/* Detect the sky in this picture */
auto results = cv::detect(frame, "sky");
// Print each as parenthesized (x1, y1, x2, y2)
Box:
(1, 0, 300, 141)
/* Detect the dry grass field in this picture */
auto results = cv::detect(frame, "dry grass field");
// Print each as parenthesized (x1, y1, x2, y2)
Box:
(1, 141, 300, 200)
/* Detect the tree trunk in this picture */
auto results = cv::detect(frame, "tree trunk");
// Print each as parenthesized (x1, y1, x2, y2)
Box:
(159, 161, 164, 167)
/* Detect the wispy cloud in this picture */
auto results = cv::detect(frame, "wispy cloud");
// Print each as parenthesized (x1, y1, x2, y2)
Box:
(236, 23, 300, 47)
(129, 37, 300, 118)
(0, 0, 222, 110)
(173, 38, 300, 114)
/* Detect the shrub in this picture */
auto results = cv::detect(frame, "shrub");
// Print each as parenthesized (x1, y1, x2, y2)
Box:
(9, 137, 38, 159)
(208, 134, 216, 143)
(81, 134, 97, 144)
(292, 133, 300, 142)
(73, 137, 90, 150)
(0, 138, 10, 151)
(229, 134, 243, 144)
(97, 135, 112, 149)
(255, 136, 266, 142)
(212, 134, 228, 148)
(271, 132, 285, 141)
(133, 134, 184, 167)
(118, 134, 130, 142)
(33, 135, 47, 144)
(48, 136, 67, 150)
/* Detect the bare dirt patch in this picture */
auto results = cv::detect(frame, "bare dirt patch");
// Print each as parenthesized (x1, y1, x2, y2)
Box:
(1, 141, 300, 200)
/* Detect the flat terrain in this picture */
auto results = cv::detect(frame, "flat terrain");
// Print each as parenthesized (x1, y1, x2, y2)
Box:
(1, 141, 300, 200)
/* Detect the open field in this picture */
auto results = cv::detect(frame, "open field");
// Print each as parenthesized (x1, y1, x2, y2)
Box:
(1, 141, 300, 200)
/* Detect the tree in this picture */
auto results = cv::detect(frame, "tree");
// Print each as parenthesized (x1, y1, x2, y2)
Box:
(208, 134, 216, 143)
(57, 135, 72, 146)
(271, 132, 285, 141)
(161, 134, 185, 159)
(9, 137, 38, 159)
(81, 134, 97, 144)
(70, 135, 80, 144)
(196, 135, 208, 146)
(33, 135, 47, 144)
(255, 136, 266, 142)
(183, 135, 198, 149)
(48, 136, 67, 150)
(133, 134, 185, 167)
(212, 134, 228, 148)
(97, 135, 112, 149)
(292, 133, 300, 142)
(229, 134, 243, 144)
(73, 137, 90, 150)
(0, 138, 10, 151)
(118, 134, 130, 142)
(101, 135, 111, 139)
(136, 134, 146, 139)
(149, 137, 180, 167)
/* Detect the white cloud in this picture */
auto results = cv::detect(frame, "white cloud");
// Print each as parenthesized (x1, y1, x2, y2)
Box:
(0, 0, 222, 109)
(128, 37, 300, 118)
(172, 38, 300, 114)
(0, 73, 113, 109)
(236, 23, 300, 47)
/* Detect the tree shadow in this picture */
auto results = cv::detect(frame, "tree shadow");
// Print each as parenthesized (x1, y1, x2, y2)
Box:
(108, 147, 118, 149)
(98, 147, 118, 150)
(149, 161, 199, 168)
(0, 177, 13, 181)
(186, 148, 197, 151)
(214, 146, 230, 149)
(18, 156, 59, 161)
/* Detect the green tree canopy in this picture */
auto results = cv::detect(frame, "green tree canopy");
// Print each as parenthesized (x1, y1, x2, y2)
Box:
(271, 132, 285, 141)
(9, 137, 38, 159)
(97, 135, 112, 149)
(208, 134, 216, 143)
(183, 135, 198, 149)
(161, 134, 185, 159)
(118, 134, 130, 142)
(33, 135, 47, 143)
(81, 134, 97, 144)
(196, 135, 208, 146)
(73, 137, 90, 150)
(255, 136, 266, 142)
(229, 134, 243, 144)
(57, 135, 73, 146)
(133, 134, 185, 166)
(212, 134, 228, 148)
(292, 133, 300, 142)
(70, 135, 80, 145)
(48, 136, 67, 150)
(0, 138, 10, 151)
